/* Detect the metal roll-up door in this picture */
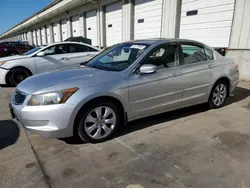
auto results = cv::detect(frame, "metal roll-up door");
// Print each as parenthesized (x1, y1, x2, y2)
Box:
(61, 19, 68, 40)
(71, 15, 80, 37)
(36, 29, 41, 46)
(180, 0, 235, 47)
(53, 23, 60, 42)
(134, 0, 163, 39)
(46, 26, 51, 44)
(86, 9, 98, 46)
(32, 30, 37, 46)
(41, 27, 46, 44)
(105, 1, 122, 46)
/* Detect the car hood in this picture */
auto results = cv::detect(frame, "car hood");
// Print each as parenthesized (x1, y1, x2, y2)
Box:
(0, 55, 30, 62)
(17, 66, 122, 94)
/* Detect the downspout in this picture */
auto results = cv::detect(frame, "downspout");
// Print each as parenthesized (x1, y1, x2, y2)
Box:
(88, 0, 102, 47)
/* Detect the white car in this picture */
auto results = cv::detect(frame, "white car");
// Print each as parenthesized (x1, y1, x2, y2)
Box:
(0, 41, 101, 86)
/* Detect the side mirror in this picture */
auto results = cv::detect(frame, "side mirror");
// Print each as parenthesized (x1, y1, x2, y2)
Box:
(139, 64, 157, 74)
(36, 51, 45, 57)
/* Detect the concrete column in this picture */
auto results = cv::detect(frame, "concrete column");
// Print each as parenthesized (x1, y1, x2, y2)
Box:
(67, 18, 72, 38)
(79, 13, 87, 37)
(161, 0, 182, 38)
(96, 8, 101, 48)
(99, 7, 105, 48)
(49, 24, 54, 43)
(122, 0, 133, 41)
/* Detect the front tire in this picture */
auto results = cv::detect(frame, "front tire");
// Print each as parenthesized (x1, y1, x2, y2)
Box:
(7, 67, 31, 87)
(76, 101, 122, 143)
(208, 80, 228, 109)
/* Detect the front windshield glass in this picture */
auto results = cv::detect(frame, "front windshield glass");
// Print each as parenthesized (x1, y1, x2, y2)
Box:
(23, 47, 42, 55)
(86, 43, 149, 71)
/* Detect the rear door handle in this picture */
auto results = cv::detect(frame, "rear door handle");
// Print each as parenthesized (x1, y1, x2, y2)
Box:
(173, 72, 182, 77)
(60, 57, 69, 61)
(208, 64, 215, 68)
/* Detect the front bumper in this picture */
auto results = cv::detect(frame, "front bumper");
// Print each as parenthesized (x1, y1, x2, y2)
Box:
(0, 67, 9, 85)
(10, 99, 76, 138)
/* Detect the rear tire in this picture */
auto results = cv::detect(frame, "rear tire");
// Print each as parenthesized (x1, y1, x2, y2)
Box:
(7, 67, 31, 87)
(75, 101, 122, 143)
(208, 80, 228, 109)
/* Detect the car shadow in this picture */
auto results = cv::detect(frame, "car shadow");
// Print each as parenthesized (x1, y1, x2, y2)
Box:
(61, 86, 250, 145)
(0, 120, 20, 150)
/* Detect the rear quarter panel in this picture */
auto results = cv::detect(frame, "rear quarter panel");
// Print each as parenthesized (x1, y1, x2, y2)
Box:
(209, 55, 238, 98)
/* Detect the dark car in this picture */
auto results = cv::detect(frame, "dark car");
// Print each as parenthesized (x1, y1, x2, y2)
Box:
(0, 42, 34, 58)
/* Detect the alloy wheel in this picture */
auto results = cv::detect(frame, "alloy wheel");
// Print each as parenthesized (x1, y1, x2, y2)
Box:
(212, 84, 227, 107)
(84, 106, 116, 139)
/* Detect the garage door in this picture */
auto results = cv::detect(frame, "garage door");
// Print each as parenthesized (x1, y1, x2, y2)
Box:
(53, 23, 60, 42)
(46, 26, 51, 44)
(36, 29, 41, 46)
(86, 9, 98, 46)
(180, 0, 235, 47)
(61, 19, 68, 40)
(134, 0, 163, 39)
(41, 27, 46, 45)
(105, 1, 122, 46)
(33, 30, 37, 46)
(72, 15, 80, 37)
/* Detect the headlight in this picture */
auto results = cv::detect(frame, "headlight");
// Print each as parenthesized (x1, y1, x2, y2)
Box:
(0, 61, 7, 66)
(28, 87, 78, 106)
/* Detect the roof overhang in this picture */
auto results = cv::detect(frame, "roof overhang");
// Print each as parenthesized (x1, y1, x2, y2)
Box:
(0, 0, 90, 39)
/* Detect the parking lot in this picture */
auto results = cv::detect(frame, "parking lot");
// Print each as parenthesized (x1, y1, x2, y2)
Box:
(0, 82, 250, 188)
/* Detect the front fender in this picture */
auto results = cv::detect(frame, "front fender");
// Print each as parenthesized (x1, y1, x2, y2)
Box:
(67, 84, 129, 132)
(1, 58, 36, 74)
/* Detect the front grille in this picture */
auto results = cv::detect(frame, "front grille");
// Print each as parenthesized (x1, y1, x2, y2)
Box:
(13, 90, 27, 105)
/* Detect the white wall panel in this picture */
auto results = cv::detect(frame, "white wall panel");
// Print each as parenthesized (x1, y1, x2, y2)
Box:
(41, 27, 46, 44)
(32, 30, 37, 46)
(71, 15, 80, 37)
(105, 1, 122, 46)
(134, 0, 163, 39)
(61, 19, 68, 40)
(86, 9, 98, 46)
(36, 29, 41, 46)
(53, 22, 60, 42)
(180, 0, 235, 47)
(229, 0, 250, 49)
(46, 26, 51, 43)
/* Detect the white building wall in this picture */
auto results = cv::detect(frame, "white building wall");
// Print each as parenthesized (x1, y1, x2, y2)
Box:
(226, 0, 250, 81)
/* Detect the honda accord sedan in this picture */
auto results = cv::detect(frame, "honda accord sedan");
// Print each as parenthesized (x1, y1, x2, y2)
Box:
(10, 39, 239, 143)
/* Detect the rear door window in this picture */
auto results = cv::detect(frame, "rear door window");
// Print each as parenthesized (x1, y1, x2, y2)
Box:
(204, 47, 214, 60)
(180, 43, 206, 65)
(43, 44, 66, 55)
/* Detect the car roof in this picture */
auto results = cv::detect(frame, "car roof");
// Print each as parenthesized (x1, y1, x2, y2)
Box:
(47, 41, 95, 46)
(46, 41, 101, 50)
(124, 38, 207, 46)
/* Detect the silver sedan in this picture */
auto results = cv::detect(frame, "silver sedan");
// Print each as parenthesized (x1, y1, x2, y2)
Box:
(10, 39, 239, 143)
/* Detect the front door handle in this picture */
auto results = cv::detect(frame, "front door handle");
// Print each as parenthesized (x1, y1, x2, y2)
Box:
(173, 72, 182, 77)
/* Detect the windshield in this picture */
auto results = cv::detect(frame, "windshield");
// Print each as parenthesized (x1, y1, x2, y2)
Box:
(86, 43, 149, 71)
(23, 47, 42, 55)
